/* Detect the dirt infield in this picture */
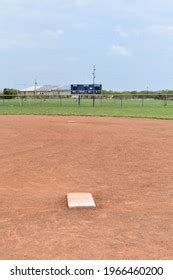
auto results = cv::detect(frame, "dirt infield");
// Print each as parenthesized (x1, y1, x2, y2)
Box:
(0, 116, 172, 260)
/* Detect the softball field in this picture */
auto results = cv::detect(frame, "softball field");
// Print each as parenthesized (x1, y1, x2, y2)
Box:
(0, 116, 172, 259)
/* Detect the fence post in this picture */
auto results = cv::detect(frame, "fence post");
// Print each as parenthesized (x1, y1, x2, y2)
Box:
(163, 95, 167, 107)
(142, 95, 144, 107)
(121, 95, 123, 107)
(17, 94, 22, 107)
(78, 94, 81, 106)
(93, 95, 95, 107)
(40, 95, 42, 106)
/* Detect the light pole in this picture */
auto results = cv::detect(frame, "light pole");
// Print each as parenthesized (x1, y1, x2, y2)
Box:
(147, 86, 149, 94)
(93, 65, 96, 85)
(92, 65, 96, 94)
(34, 78, 37, 96)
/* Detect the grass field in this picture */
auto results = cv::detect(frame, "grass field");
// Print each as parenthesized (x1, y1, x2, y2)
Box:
(0, 97, 173, 119)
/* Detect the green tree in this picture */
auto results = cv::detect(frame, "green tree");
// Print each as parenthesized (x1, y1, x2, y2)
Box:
(3, 88, 19, 99)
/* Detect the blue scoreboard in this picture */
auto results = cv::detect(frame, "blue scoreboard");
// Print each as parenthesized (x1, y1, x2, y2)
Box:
(71, 84, 102, 94)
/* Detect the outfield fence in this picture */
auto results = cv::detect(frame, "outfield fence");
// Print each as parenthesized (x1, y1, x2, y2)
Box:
(0, 93, 173, 108)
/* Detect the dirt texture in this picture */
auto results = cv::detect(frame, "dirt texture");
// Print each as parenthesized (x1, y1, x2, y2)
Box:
(0, 116, 172, 260)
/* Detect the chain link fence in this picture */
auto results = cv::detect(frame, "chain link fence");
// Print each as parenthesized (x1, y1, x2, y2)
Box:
(0, 93, 173, 108)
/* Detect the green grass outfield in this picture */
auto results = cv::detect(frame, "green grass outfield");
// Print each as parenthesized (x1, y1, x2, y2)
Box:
(0, 97, 173, 119)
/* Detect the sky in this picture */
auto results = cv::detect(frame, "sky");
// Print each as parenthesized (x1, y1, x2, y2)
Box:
(1, 0, 173, 90)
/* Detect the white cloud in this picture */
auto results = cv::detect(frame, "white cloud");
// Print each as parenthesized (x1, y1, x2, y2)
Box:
(0, 32, 35, 49)
(115, 27, 129, 38)
(131, 28, 140, 36)
(114, 27, 141, 38)
(148, 24, 173, 35)
(110, 44, 130, 57)
(114, 24, 173, 39)
(42, 29, 64, 39)
(0, 29, 64, 50)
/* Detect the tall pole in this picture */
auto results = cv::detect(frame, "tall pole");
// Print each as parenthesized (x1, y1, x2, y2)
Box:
(93, 65, 96, 94)
(93, 65, 96, 84)
(147, 86, 149, 94)
(34, 78, 37, 95)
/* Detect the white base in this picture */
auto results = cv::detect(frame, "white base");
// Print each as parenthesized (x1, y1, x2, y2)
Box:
(67, 193, 96, 208)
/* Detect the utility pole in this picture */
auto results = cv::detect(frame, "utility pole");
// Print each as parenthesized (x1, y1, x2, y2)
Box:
(92, 65, 96, 85)
(34, 78, 37, 95)
(92, 65, 96, 94)
(147, 86, 149, 94)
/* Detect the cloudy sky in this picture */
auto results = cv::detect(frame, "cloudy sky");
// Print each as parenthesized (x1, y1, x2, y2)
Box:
(1, 0, 173, 90)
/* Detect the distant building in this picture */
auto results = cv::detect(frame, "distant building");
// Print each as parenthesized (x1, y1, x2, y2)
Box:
(71, 84, 102, 94)
(20, 85, 70, 95)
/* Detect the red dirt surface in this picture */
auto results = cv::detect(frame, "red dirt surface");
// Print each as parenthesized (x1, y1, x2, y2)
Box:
(0, 116, 172, 260)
